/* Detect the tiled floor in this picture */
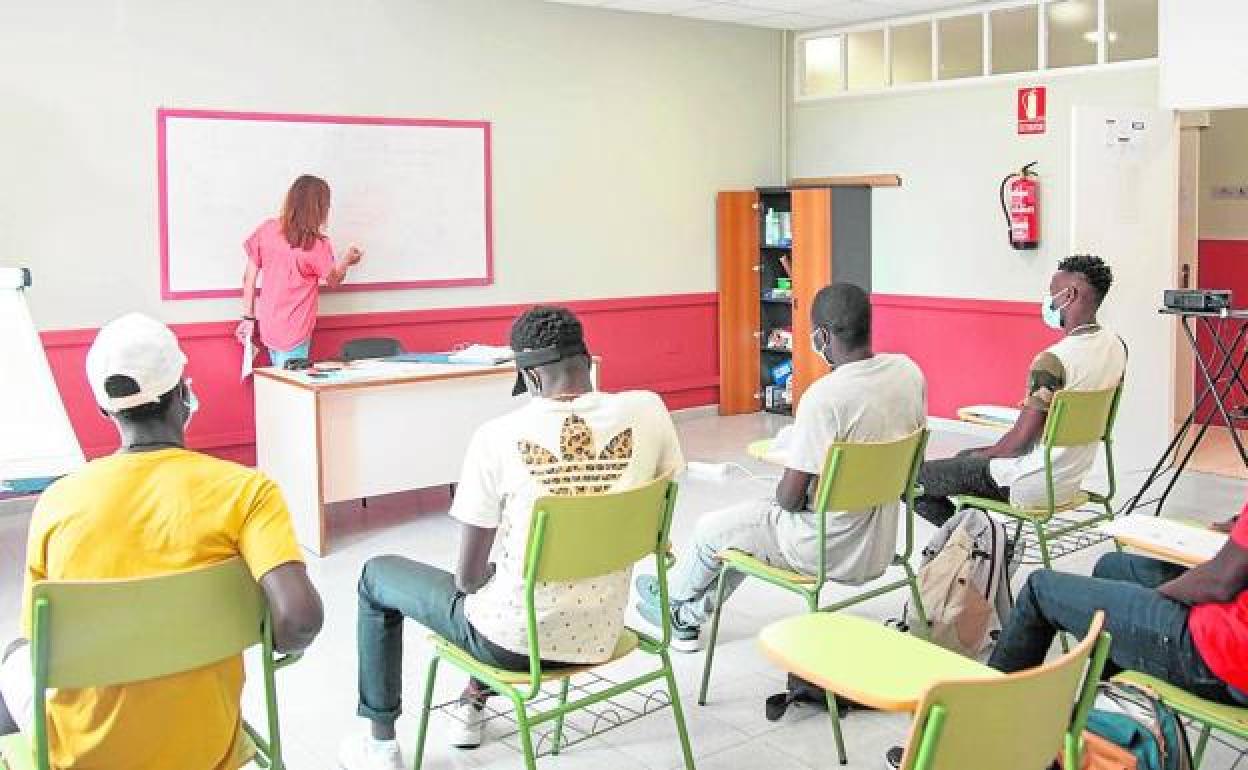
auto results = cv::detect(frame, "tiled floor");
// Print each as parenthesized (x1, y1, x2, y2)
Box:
(2, 408, 1247, 769)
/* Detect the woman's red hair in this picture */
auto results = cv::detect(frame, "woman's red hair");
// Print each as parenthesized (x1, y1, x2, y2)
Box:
(280, 175, 331, 250)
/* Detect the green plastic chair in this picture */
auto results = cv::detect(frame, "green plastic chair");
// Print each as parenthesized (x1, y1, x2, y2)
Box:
(759, 610, 1109, 768)
(1114, 671, 1248, 768)
(897, 612, 1111, 770)
(697, 429, 932, 756)
(412, 476, 694, 770)
(0, 557, 299, 770)
(955, 385, 1122, 571)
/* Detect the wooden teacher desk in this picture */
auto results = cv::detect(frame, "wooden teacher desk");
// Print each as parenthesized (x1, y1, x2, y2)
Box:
(255, 361, 523, 556)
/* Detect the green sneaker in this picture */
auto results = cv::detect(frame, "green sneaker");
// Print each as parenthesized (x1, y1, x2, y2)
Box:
(634, 597, 701, 653)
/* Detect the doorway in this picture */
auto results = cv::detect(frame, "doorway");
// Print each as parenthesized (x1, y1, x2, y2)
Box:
(1175, 108, 1248, 479)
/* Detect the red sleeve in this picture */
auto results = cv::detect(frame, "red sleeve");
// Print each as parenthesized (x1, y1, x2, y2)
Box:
(243, 223, 265, 267)
(1231, 502, 1248, 549)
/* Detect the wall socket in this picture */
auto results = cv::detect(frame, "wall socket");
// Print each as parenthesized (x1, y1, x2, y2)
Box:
(1211, 185, 1248, 200)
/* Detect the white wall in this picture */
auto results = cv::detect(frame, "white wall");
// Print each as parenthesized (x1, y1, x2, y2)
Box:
(1199, 109, 1248, 240)
(1160, 0, 1248, 111)
(0, 0, 782, 330)
(791, 66, 1161, 299)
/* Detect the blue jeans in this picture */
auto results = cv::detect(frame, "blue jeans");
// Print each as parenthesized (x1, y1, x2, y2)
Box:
(268, 339, 311, 368)
(989, 552, 1241, 705)
(355, 556, 570, 725)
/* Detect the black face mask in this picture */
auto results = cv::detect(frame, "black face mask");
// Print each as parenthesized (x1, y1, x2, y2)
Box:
(511, 341, 589, 396)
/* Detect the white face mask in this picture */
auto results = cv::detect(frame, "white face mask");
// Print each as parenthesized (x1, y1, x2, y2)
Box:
(810, 327, 831, 364)
(182, 380, 200, 430)
(1042, 287, 1073, 330)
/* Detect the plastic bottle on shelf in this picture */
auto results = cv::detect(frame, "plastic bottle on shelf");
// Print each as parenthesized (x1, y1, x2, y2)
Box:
(764, 209, 778, 247)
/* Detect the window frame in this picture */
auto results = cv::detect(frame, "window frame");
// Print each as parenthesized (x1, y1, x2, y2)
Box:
(793, 0, 1157, 103)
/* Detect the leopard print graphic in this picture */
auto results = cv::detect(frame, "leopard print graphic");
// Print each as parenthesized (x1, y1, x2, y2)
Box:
(517, 415, 633, 495)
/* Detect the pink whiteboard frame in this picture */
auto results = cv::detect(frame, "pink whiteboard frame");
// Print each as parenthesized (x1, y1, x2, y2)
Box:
(157, 108, 494, 300)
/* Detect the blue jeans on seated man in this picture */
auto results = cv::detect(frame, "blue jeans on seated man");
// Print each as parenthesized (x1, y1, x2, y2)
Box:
(268, 339, 311, 369)
(356, 555, 569, 726)
(988, 551, 1246, 706)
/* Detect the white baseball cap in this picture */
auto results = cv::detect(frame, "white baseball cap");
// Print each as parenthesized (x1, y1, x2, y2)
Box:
(86, 313, 188, 412)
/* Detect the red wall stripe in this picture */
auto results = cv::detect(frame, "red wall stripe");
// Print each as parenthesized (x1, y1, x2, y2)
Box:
(1194, 239, 1248, 422)
(40, 291, 1058, 464)
(873, 293, 1059, 419)
(41, 292, 720, 463)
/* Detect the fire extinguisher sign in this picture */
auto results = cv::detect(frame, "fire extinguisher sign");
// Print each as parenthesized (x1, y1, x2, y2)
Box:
(1018, 86, 1046, 135)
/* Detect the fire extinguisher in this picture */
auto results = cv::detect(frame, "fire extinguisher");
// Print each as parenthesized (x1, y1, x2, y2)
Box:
(1000, 161, 1040, 250)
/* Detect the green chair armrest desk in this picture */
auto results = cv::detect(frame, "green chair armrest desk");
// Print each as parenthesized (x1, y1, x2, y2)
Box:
(955, 385, 1122, 572)
(698, 428, 932, 765)
(411, 475, 696, 770)
(760, 611, 1112, 770)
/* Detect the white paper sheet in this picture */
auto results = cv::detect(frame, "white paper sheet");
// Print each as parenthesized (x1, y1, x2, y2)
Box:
(1101, 515, 1228, 564)
(241, 335, 255, 381)
(0, 283, 85, 481)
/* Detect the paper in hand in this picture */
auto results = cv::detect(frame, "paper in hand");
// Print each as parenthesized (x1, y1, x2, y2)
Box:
(241, 335, 256, 381)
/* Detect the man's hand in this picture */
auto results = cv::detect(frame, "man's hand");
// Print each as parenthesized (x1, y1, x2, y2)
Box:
(235, 318, 256, 346)
(1212, 516, 1239, 534)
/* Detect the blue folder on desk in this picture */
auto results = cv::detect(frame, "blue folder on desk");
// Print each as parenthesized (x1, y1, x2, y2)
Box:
(386, 353, 454, 363)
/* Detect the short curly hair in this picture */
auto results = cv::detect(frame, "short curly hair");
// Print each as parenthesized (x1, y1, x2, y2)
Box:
(1058, 254, 1113, 302)
(510, 305, 585, 353)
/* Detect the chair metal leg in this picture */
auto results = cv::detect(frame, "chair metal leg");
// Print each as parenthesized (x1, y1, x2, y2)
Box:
(661, 649, 698, 770)
(902, 561, 930, 638)
(697, 566, 732, 706)
(1192, 724, 1211, 769)
(824, 690, 848, 765)
(1033, 521, 1054, 571)
(412, 657, 440, 770)
(513, 695, 539, 770)
(261, 634, 284, 770)
(551, 678, 570, 756)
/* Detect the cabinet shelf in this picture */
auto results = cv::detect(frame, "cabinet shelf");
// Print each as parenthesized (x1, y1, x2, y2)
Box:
(761, 296, 793, 304)
(764, 405, 793, 417)
(761, 346, 792, 354)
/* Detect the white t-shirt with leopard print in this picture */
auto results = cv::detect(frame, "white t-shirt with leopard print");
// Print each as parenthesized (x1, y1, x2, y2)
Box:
(450, 390, 684, 664)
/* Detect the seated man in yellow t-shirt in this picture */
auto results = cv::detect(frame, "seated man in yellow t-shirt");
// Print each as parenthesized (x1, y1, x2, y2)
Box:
(0, 313, 324, 770)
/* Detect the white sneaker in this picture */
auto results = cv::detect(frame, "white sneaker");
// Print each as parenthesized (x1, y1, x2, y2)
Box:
(448, 701, 485, 749)
(338, 734, 404, 770)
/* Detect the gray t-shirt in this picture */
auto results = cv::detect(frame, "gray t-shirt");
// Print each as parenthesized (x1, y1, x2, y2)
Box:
(775, 353, 927, 584)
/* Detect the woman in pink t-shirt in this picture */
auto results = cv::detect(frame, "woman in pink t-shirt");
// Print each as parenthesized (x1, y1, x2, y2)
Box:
(236, 175, 363, 367)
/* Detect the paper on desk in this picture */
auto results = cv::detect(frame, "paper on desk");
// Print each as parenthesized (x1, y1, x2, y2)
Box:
(1101, 515, 1227, 563)
(964, 405, 1021, 425)
(241, 336, 256, 381)
(448, 344, 514, 365)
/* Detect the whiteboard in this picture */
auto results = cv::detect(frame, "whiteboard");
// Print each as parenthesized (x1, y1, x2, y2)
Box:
(158, 110, 492, 299)
(0, 279, 84, 483)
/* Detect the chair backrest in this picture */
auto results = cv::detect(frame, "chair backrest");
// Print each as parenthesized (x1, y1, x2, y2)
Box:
(525, 474, 676, 583)
(812, 428, 927, 514)
(1044, 386, 1120, 449)
(341, 337, 402, 361)
(30, 557, 265, 689)
(901, 612, 1111, 770)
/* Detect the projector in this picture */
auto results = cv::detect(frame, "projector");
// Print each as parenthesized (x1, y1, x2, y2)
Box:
(1164, 289, 1232, 312)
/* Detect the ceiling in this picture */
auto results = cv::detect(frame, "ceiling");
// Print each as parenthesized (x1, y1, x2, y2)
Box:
(545, 0, 998, 31)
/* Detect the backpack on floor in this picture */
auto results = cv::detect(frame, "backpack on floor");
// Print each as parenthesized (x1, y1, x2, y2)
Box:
(903, 507, 1016, 661)
(1061, 682, 1193, 770)
(763, 672, 865, 721)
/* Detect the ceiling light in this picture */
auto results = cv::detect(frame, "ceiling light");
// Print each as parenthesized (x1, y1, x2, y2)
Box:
(1049, 0, 1092, 25)
(1081, 30, 1119, 44)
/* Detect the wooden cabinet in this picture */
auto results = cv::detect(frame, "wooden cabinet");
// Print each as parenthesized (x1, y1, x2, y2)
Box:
(717, 186, 872, 416)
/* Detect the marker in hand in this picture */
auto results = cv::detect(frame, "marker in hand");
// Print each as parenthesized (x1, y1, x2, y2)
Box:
(345, 244, 364, 266)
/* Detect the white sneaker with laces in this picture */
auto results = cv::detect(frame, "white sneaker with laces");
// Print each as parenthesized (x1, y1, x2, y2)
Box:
(338, 734, 404, 770)
(448, 701, 485, 749)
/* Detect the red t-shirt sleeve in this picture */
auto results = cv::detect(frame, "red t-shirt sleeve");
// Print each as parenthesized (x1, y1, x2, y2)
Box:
(243, 223, 264, 267)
